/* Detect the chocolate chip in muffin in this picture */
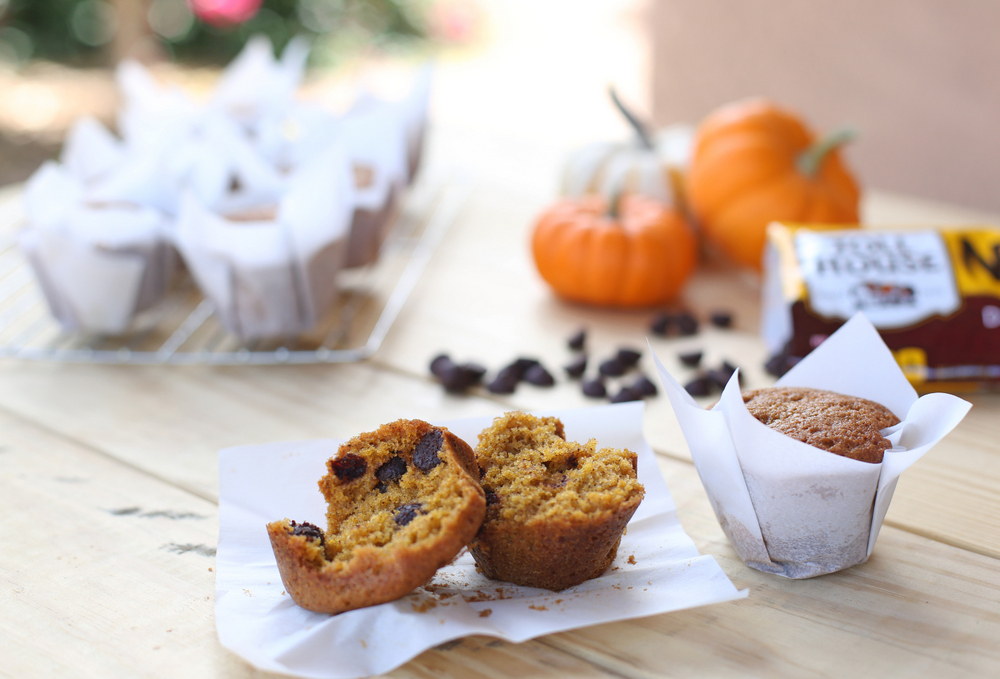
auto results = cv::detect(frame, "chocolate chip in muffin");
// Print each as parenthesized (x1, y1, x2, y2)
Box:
(394, 503, 423, 526)
(376, 456, 408, 484)
(524, 363, 555, 386)
(289, 521, 325, 546)
(484, 489, 500, 506)
(564, 354, 587, 378)
(568, 328, 587, 351)
(413, 430, 444, 472)
(329, 453, 367, 481)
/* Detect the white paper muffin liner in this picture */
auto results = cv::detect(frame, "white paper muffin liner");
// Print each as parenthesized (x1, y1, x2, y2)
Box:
(653, 313, 971, 578)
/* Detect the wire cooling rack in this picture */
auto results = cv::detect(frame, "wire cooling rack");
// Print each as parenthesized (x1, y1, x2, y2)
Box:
(0, 180, 469, 365)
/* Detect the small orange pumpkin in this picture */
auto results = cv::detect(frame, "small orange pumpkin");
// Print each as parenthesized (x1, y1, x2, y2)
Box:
(532, 194, 697, 307)
(687, 99, 861, 270)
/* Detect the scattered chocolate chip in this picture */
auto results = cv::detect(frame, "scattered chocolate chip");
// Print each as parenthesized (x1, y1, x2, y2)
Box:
(524, 363, 555, 386)
(706, 370, 731, 390)
(413, 429, 444, 472)
(439, 363, 476, 393)
(679, 351, 703, 368)
(329, 453, 367, 481)
(719, 360, 738, 378)
(582, 378, 607, 398)
(376, 456, 407, 484)
(429, 354, 454, 377)
(487, 366, 519, 394)
(394, 503, 422, 526)
(568, 328, 587, 351)
(676, 312, 699, 336)
(289, 521, 325, 547)
(764, 353, 788, 377)
(599, 357, 626, 377)
(630, 374, 658, 396)
(463, 362, 487, 381)
(711, 311, 733, 328)
(484, 489, 500, 506)
(617, 348, 642, 367)
(650, 312, 672, 336)
(684, 376, 713, 397)
(512, 357, 540, 377)
(610, 386, 643, 403)
(564, 354, 587, 378)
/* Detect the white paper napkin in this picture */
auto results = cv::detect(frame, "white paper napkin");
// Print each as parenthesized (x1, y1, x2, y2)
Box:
(653, 313, 971, 578)
(216, 403, 747, 678)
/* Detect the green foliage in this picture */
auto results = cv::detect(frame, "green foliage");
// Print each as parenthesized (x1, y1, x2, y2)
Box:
(0, 0, 428, 67)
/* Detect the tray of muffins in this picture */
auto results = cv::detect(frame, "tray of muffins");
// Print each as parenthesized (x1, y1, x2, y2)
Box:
(0, 37, 457, 365)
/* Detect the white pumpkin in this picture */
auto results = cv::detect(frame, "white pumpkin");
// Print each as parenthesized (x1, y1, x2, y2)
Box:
(560, 89, 693, 207)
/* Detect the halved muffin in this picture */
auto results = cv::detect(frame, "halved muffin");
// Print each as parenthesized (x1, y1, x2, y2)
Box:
(267, 420, 485, 614)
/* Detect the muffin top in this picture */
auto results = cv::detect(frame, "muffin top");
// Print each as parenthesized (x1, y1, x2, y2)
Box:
(742, 386, 901, 463)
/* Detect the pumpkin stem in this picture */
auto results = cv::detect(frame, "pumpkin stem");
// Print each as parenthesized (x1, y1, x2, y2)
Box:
(608, 190, 623, 220)
(609, 86, 655, 151)
(796, 127, 857, 178)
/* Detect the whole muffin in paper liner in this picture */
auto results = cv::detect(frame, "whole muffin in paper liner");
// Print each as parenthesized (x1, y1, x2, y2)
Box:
(653, 313, 971, 579)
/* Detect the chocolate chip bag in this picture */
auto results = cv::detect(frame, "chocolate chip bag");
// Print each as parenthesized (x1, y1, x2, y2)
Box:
(762, 223, 1000, 390)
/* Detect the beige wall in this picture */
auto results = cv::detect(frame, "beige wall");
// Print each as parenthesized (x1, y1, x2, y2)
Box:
(650, 1, 1000, 213)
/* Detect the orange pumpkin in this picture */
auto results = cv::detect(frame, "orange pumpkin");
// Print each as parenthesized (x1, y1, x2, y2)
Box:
(687, 99, 861, 270)
(532, 194, 697, 307)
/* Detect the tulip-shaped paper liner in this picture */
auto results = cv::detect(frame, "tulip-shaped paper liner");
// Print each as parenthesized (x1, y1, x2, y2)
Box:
(20, 162, 174, 334)
(174, 144, 354, 340)
(652, 313, 971, 578)
(60, 117, 126, 184)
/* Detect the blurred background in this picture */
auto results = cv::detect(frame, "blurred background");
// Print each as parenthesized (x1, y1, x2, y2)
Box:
(1, 0, 998, 211)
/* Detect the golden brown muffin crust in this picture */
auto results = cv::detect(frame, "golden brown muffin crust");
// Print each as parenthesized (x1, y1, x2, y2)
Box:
(742, 386, 900, 463)
(470, 412, 644, 591)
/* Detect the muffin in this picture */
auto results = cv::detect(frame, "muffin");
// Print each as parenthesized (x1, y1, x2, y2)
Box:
(469, 412, 645, 591)
(742, 386, 900, 463)
(267, 420, 485, 614)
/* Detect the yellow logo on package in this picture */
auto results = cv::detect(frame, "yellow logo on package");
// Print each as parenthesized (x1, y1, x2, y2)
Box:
(940, 230, 1000, 297)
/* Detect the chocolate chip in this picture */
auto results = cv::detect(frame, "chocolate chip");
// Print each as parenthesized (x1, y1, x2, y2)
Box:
(764, 353, 789, 377)
(706, 370, 731, 390)
(375, 482, 388, 494)
(599, 357, 626, 377)
(439, 363, 476, 393)
(610, 386, 643, 403)
(582, 378, 607, 398)
(564, 354, 587, 378)
(462, 362, 487, 381)
(413, 429, 444, 472)
(289, 520, 325, 547)
(487, 367, 519, 394)
(512, 357, 540, 377)
(679, 351, 703, 368)
(719, 360, 738, 378)
(478, 465, 486, 479)
(711, 311, 733, 328)
(684, 376, 713, 397)
(429, 354, 453, 377)
(329, 453, 367, 481)
(484, 489, 500, 506)
(630, 374, 658, 396)
(376, 456, 407, 484)
(676, 312, 698, 336)
(394, 502, 422, 526)
(568, 328, 587, 351)
(617, 348, 642, 367)
(650, 312, 671, 336)
(524, 363, 555, 386)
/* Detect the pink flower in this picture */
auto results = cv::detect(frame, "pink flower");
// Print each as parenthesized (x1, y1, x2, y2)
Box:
(188, 0, 263, 26)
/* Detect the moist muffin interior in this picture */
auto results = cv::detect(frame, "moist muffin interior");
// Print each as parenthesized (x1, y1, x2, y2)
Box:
(318, 427, 477, 563)
(476, 411, 643, 524)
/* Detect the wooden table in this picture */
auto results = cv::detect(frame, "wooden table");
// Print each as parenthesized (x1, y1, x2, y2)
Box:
(2, 126, 1000, 678)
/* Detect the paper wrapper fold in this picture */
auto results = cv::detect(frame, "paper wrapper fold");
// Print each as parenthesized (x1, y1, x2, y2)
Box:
(653, 313, 971, 579)
(20, 162, 174, 334)
(174, 145, 354, 340)
(216, 403, 746, 679)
